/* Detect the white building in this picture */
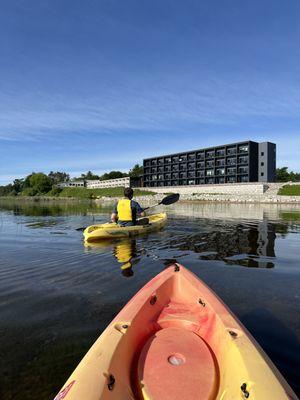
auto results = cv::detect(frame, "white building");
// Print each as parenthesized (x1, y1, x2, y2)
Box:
(86, 177, 130, 189)
(57, 180, 85, 188)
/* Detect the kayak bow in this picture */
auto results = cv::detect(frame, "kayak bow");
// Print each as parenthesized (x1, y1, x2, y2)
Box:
(55, 264, 297, 400)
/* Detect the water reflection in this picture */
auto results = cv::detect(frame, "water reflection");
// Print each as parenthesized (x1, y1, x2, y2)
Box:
(164, 218, 283, 268)
(85, 239, 143, 277)
(114, 239, 140, 277)
(84, 218, 279, 270)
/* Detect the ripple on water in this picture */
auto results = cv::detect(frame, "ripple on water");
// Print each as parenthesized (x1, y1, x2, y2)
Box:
(0, 200, 300, 399)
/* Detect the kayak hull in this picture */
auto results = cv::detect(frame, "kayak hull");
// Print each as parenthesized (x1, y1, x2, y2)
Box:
(83, 213, 167, 242)
(55, 264, 297, 400)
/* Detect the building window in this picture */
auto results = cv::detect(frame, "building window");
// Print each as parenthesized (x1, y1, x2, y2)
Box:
(179, 155, 187, 162)
(238, 145, 249, 153)
(238, 167, 248, 174)
(179, 163, 187, 171)
(227, 147, 236, 155)
(172, 156, 179, 163)
(206, 151, 214, 158)
(261, 152, 264, 156)
(227, 157, 236, 165)
(227, 168, 236, 175)
(196, 152, 205, 159)
(261, 162, 264, 166)
(227, 176, 236, 183)
(188, 179, 195, 185)
(206, 160, 214, 168)
(261, 172, 264, 176)
(216, 159, 225, 166)
(238, 156, 248, 164)
(165, 157, 171, 163)
(216, 149, 225, 157)
(206, 169, 214, 176)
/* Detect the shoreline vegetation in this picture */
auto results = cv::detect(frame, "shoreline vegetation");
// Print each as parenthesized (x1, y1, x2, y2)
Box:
(278, 185, 300, 196)
(0, 168, 299, 203)
(0, 184, 300, 204)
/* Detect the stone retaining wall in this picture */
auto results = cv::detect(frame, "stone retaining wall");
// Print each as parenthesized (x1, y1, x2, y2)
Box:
(142, 182, 267, 195)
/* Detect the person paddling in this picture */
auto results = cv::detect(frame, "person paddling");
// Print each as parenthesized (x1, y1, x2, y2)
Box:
(111, 188, 148, 226)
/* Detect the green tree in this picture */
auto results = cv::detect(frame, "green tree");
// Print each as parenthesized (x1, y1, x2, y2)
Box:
(21, 187, 39, 196)
(80, 171, 99, 180)
(28, 173, 53, 194)
(48, 171, 70, 184)
(23, 173, 34, 188)
(276, 167, 291, 182)
(129, 164, 143, 177)
(12, 178, 24, 194)
(100, 171, 127, 180)
(0, 184, 14, 196)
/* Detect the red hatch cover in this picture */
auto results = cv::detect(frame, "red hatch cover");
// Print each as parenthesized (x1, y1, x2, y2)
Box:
(137, 327, 217, 400)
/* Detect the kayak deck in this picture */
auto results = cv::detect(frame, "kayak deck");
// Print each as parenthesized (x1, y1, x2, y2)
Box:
(83, 213, 167, 241)
(55, 264, 297, 400)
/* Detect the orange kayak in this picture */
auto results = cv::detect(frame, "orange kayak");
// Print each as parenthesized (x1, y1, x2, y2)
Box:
(54, 264, 297, 400)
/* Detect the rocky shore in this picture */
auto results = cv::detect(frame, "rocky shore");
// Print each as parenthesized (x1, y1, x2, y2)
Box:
(97, 193, 300, 204)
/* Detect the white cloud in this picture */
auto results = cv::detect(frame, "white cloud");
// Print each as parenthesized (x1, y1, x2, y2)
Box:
(1, 76, 300, 142)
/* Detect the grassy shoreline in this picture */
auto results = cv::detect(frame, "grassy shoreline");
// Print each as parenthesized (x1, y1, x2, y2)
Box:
(278, 185, 300, 196)
(0, 187, 156, 200)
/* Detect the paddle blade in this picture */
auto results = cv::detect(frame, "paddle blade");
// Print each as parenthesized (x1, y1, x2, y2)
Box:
(160, 193, 180, 205)
(76, 226, 86, 231)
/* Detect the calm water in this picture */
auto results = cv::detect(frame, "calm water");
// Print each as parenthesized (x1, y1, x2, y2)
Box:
(0, 199, 300, 399)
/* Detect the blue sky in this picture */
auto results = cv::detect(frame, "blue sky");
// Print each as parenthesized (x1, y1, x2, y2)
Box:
(1, 0, 300, 184)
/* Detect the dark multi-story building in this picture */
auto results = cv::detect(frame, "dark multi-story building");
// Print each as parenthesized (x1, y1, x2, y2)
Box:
(143, 141, 276, 187)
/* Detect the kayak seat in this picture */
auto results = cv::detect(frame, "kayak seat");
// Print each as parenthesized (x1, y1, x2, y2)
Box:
(137, 327, 218, 400)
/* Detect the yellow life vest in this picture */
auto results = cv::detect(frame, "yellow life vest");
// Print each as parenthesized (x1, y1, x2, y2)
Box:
(117, 199, 132, 221)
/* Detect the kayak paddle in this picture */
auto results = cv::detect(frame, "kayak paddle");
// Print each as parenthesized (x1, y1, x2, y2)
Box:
(143, 193, 180, 211)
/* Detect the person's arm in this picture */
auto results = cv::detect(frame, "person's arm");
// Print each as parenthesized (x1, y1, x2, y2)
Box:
(111, 212, 118, 223)
(135, 201, 145, 217)
(111, 203, 118, 223)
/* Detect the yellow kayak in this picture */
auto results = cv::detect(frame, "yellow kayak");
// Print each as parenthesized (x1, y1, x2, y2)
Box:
(83, 213, 167, 242)
(54, 264, 297, 400)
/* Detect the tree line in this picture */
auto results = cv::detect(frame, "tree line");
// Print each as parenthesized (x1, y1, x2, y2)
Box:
(0, 164, 143, 197)
(1, 165, 299, 197)
(275, 167, 300, 182)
